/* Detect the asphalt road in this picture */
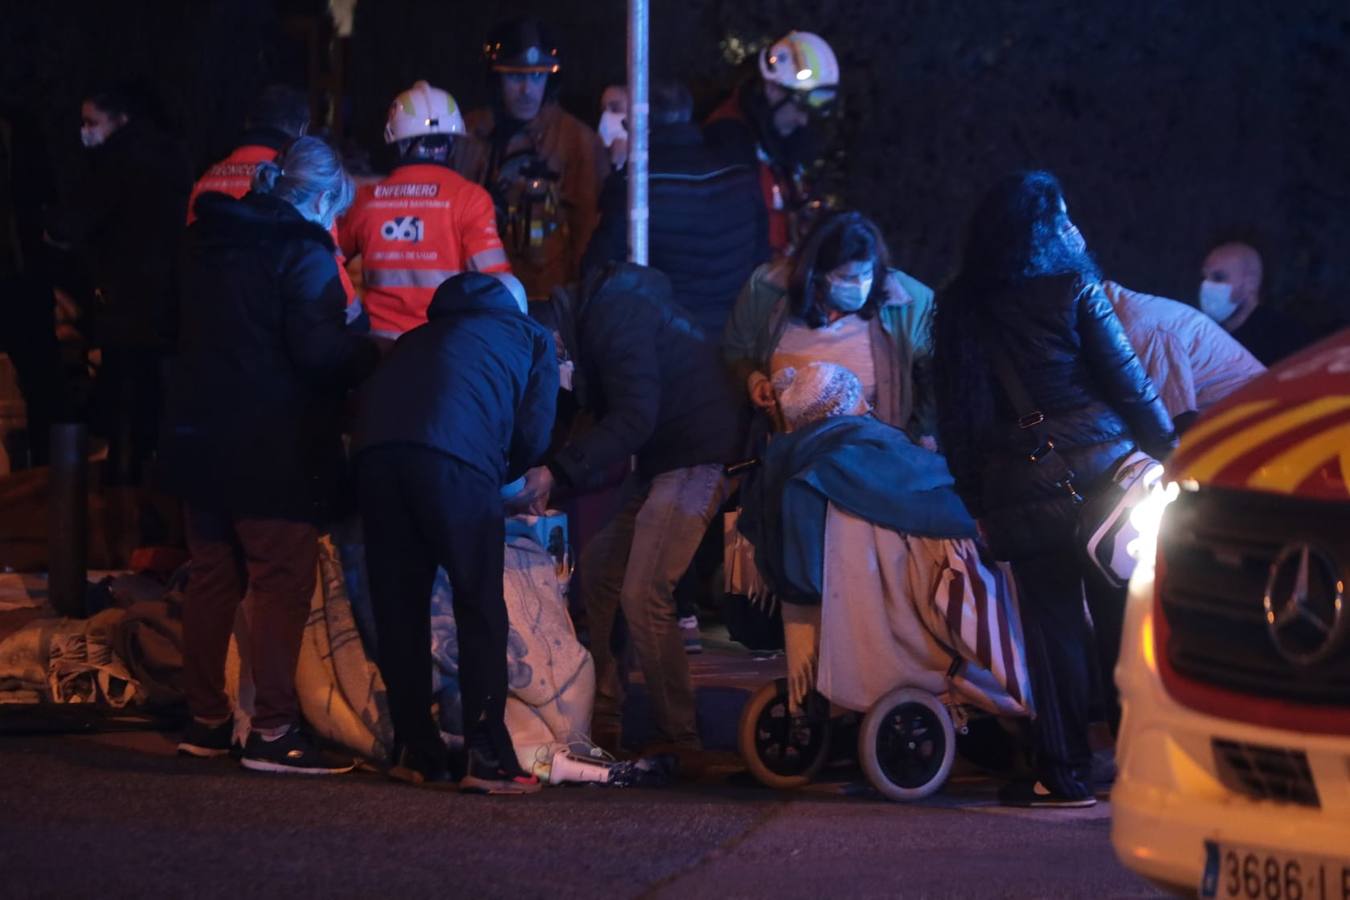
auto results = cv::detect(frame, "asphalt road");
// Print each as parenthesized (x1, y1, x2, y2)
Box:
(0, 731, 1161, 899)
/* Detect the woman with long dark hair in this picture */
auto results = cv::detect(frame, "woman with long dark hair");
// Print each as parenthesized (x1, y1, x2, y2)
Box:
(933, 171, 1175, 807)
(723, 210, 934, 439)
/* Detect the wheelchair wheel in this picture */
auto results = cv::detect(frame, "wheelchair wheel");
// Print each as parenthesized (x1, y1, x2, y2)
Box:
(737, 678, 831, 789)
(858, 687, 955, 801)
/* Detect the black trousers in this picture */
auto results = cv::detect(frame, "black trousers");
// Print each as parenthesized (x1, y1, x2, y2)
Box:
(358, 445, 507, 757)
(1010, 547, 1124, 797)
(96, 347, 163, 486)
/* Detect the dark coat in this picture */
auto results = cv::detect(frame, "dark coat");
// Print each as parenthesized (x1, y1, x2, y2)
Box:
(158, 192, 379, 521)
(583, 123, 768, 337)
(46, 119, 193, 348)
(940, 277, 1176, 560)
(1230, 304, 1317, 367)
(354, 273, 558, 484)
(549, 263, 748, 490)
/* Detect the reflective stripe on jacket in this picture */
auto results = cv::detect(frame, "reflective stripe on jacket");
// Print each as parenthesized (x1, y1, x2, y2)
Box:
(339, 162, 508, 335)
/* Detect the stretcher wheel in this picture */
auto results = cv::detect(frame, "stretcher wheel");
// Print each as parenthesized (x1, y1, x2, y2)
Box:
(737, 678, 831, 789)
(859, 687, 955, 801)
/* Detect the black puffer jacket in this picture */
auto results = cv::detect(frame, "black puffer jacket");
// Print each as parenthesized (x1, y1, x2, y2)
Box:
(158, 192, 379, 521)
(582, 123, 768, 337)
(940, 276, 1176, 561)
(354, 273, 558, 484)
(548, 262, 748, 490)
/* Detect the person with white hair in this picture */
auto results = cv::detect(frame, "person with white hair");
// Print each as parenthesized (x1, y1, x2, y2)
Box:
(161, 136, 380, 774)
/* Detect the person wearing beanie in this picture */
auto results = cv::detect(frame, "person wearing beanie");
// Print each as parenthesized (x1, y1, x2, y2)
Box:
(353, 272, 558, 792)
(770, 361, 868, 431)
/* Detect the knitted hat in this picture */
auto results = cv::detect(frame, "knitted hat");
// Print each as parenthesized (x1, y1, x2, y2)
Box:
(771, 361, 864, 430)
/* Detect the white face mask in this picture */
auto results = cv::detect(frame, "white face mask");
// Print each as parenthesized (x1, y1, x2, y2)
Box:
(302, 193, 337, 230)
(827, 274, 873, 313)
(597, 110, 627, 148)
(558, 359, 574, 392)
(80, 127, 104, 149)
(1062, 223, 1087, 256)
(1198, 279, 1238, 323)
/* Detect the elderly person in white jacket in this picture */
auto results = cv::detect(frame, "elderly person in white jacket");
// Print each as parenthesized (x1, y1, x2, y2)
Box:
(1103, 281, 1265, 433)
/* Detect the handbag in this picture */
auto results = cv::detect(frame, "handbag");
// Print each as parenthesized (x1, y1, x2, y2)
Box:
(986, 344, 1162, 588)
(1077, 449, 1165, 588)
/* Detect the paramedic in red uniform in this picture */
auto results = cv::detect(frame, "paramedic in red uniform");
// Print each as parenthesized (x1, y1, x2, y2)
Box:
(186, 85, 310, 223)
(705, 31, 841, 257)
(187, 85, 358, 307)
(340, 81, 509, 338)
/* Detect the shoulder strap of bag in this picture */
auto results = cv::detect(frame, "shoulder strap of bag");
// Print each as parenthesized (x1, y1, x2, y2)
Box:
(983, 329, 1084, 502)
(987, 342, 1043, 434)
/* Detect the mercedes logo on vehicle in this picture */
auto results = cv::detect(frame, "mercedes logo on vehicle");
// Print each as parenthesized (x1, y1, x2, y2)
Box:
(1262, 543, 1346, 667)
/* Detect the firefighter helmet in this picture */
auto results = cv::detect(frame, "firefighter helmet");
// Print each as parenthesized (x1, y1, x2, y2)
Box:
(759, 31, 840, 108)
(384, 81, 466, 145)
(484, 18, 561, 75)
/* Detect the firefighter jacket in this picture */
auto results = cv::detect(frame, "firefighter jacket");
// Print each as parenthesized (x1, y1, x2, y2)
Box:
(453, 102, 607, 300)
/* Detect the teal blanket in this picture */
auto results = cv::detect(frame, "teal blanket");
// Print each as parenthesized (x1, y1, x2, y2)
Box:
(738, 416, 977, 604)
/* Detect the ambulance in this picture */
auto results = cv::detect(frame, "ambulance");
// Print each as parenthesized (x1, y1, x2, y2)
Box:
(1112, 330, 1350, 898)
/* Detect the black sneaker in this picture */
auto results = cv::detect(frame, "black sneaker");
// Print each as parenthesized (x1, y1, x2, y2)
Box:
(177, 719, 236, 758)
(459, 747, 541, 795)
(998, 779, 1097, 808)
(386, 743, 456, 789)
(240, 728, 356, 775)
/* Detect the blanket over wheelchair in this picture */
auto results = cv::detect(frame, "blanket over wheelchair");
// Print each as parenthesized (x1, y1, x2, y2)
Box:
(737, 416, 1032, 718)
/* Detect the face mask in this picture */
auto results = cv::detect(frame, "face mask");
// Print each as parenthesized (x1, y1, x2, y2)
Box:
(827, 275, 873, 313)
(558, 360, 574, 392)
(80, 128, 103, 149)
(1062, 223, 1087, 256)
(1198, 279, 1238, 323)
(597, 110, 627, 148)
(309, 193, 339, 230)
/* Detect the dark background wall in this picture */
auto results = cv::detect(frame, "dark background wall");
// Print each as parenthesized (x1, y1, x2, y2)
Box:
(4, 0, 1348, 326)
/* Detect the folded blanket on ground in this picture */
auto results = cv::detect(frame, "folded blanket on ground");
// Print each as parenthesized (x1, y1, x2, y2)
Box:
(0, 609, 137, 706)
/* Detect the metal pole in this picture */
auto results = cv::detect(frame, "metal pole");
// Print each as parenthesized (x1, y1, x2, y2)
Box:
(626, 0, 649, 265)
(49, 423, 87, 618)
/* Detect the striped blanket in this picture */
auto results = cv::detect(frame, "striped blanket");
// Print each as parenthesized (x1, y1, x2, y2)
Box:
(814, 502, 1033, 718)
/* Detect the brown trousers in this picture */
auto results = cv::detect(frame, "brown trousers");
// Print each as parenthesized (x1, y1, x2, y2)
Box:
(181, 507, 317, 730)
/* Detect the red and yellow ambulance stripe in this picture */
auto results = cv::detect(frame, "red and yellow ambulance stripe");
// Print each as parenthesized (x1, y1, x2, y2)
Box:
(1168, 396, 1350, 500)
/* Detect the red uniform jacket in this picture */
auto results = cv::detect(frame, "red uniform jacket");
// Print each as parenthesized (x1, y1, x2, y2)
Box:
(339, 162, 509, 336)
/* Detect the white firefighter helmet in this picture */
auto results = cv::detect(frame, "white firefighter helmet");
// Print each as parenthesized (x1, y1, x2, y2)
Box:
(384, 81, 466, 144)
(759, 31, 840, 97)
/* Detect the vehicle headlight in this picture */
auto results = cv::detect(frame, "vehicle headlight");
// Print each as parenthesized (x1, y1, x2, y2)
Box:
(1126, 475, 1180, 570)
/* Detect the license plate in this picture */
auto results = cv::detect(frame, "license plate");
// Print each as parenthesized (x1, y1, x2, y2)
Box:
(1201, 840, 1350, 900)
